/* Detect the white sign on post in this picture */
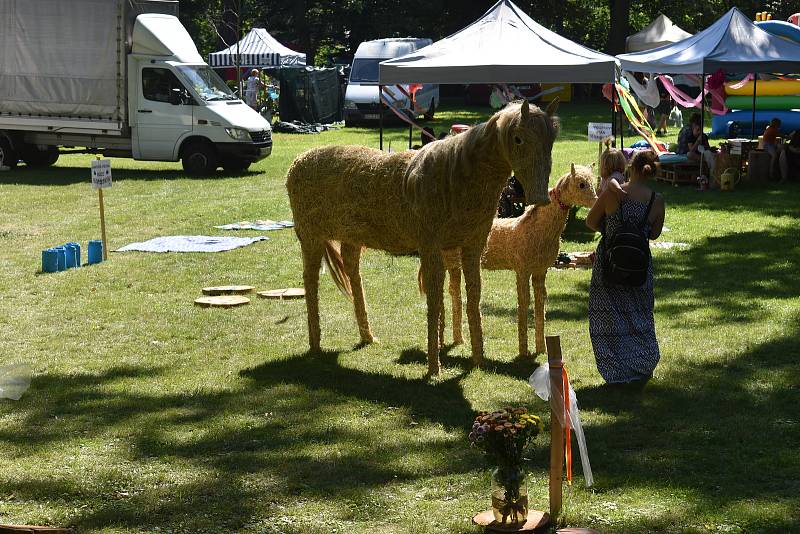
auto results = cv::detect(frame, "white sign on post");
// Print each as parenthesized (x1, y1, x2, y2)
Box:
(588, 122, 613, 142)
(91, 159, 112, 189)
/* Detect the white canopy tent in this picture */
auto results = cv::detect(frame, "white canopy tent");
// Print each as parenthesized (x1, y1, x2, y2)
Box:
(378, 0, 617, 85)
(617, 7, 800, 74)
(208, 28, 306, 68)
(625, 14, 692, 53)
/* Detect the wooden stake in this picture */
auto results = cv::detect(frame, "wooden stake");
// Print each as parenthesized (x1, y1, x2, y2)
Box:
(546, 335, 565, 521)
(98, 188, 108, 261)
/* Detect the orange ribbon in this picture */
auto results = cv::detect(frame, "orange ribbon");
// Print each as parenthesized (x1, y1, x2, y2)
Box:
(563, 365, 572, 485)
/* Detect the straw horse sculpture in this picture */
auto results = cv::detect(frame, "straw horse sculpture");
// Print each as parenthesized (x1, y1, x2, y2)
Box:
(426, 164, 597, 356)
(286, 100, 560, 375)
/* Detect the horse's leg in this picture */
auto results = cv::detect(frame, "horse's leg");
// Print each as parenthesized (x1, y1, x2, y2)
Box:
(420, 249, 445, 376)
(341, 242, 375, 345)
(301, 238, 324, 352)
(533, 274, 547, 354)
(449, 267, 464, 345)
(516, 271, 531, 358)
(438, 282, 446, 348)
(461, 246, 484, 367)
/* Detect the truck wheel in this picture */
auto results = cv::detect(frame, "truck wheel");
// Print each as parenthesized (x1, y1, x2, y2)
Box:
(0, 137, 18, 169)
(21, 145, 59, 168)
(222, 159, 251, 172)
(182, 142, 218, 175)
(424, 102, 436, 120)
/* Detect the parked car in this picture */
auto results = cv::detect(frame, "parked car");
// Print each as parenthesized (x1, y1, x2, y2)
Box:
(344, 38, 439, 126)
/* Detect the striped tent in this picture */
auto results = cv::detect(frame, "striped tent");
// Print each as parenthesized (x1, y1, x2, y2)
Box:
(208, 28, 306, 68)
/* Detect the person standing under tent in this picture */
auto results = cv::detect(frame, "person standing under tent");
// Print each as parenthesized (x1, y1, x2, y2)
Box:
(245, 69, 265, 109)
(654, 75, 674, 136)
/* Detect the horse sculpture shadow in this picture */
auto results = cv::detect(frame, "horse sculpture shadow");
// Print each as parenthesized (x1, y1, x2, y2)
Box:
(286, 100, 560, 376)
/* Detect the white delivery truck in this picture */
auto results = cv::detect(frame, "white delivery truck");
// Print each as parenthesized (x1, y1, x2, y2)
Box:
(343, 38, 438, 126)
(0, 0, 271, 174)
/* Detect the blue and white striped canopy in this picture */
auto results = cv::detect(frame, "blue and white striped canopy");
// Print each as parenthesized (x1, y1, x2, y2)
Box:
(208, 28, 306, 68)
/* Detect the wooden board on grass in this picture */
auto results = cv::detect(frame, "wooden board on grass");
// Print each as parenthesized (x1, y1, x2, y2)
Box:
(257, 288, 305, 300)
(194, 295, 250, 308)
(201, 285, 255, 295)
(472, 510, 550, 532)
(0, 526, 72, 534)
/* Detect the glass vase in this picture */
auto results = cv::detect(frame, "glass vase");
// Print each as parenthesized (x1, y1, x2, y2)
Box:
(491, 466, 528, 524)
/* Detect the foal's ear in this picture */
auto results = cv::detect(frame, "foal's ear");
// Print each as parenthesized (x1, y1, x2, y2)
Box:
(521, 99, 530, 118)
(545, 97, 560, 116)
(571, 163, 576, 177)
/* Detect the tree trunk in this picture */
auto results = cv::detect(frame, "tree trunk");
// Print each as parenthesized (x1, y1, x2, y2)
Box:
(608, 0, 630, 55)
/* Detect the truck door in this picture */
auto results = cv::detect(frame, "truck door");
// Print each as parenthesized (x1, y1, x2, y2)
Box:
(135, 67, 193, 160)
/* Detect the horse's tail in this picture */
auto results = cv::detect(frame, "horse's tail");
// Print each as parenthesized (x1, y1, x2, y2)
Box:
(417, 267, 426, 296)
(323, 240, 353, 301)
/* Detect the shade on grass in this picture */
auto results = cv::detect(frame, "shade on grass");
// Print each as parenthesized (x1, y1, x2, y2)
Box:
(0, 102, 798, 533)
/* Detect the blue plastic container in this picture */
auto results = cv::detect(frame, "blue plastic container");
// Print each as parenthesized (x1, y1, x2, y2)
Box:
(54, 246, 67, 271)
(88, 240, 103, 265)
(63, 244, 76, 269)
(42, 248, 59, 273)
(65, 242, 81, 268)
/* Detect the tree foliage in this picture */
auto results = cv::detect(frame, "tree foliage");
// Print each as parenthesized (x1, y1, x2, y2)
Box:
(178, 0, 800, 64)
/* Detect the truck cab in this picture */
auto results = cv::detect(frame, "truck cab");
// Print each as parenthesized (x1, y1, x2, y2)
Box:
(343, 38, 438, 126)
(128, 14, 271, 173)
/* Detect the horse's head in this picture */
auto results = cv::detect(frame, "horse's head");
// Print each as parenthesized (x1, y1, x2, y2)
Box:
(553, 163, 598, 209)
(487, 99, 560, 205)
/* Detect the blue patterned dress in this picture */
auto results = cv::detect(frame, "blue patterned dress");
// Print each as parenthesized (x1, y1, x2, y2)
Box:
(589, 197, 660, 383)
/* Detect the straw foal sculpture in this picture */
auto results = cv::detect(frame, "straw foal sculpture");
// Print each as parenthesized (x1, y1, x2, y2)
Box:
(426, 164, 597, 356)
(286, 100, 560, 375)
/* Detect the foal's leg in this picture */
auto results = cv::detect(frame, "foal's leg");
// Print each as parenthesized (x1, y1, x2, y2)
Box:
(533, 274, 547, 354)
(301, 238, 324, 352)
(515, 271, 531, 358)
(461, 246, 484, 367)
(448, 267, 464, 345)
(341, 242, 375, 345)
(420, 249, 445, 376)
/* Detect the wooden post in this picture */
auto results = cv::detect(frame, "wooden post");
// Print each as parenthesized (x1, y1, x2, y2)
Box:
(96, 156, 109, 261)
(546, 335, 565, 521)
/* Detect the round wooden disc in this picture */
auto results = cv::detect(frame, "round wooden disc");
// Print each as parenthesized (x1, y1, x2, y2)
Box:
(194, 295, 250, 308)
(472, 510, 550, 532)
(257, 288, 305, 300)
(202, 285, 255, 296)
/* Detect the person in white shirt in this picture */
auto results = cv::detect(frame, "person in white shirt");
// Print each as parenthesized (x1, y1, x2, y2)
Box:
(245, 69, 264, 109)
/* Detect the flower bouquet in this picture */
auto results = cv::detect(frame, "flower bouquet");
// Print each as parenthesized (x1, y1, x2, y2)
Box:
(469, 407, 544, 524)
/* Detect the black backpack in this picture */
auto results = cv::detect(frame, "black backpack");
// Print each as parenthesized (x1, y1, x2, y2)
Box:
(603, 192, 656, 287)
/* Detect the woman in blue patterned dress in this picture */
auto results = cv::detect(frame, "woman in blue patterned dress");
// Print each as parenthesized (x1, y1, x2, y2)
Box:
(585, 150, 665, 384)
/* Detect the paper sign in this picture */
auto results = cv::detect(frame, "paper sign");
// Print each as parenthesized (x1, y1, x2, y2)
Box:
(91, 159, 112, 189)
(588, 122, 613, 141)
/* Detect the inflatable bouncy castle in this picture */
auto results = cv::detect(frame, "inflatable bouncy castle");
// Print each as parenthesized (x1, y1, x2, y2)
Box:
(711, 17, 800, 137)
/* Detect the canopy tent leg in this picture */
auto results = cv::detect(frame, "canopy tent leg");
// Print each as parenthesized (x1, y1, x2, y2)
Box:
(379, 84, 384, 151)
(751, 75, 758, 141)
(700, 69, 705, 180)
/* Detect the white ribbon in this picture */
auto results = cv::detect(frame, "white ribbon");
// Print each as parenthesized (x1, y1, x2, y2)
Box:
(529, 363, 593, 486)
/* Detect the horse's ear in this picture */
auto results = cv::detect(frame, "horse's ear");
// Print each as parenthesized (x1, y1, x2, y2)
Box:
(590, 162, 596, 169)
(571, 163, 576, 177)
(485, 113, 500, 134)
(521, 99, 530, 118)
(545, 97, 560, 116)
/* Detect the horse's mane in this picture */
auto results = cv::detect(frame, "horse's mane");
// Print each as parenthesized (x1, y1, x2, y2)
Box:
(402, 102, 530, 206)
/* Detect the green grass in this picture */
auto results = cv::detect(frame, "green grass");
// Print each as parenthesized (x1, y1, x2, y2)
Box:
(0, 101, 798, 533)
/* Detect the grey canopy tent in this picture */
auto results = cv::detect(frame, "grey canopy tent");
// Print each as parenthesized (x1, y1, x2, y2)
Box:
(208, 28, 306, 68)
(379, 0, 617, 85)
(378, 0, 618, 148)
(618, 5, 800, 169)
(625, 14, 692, 53)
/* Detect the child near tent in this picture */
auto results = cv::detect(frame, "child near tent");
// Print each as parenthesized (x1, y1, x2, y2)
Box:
(598, 142, 628, 195)
(762, 118, 781, 156)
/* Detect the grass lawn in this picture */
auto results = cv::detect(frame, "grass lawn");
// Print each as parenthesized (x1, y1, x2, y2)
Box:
(0, 101, 798, 533)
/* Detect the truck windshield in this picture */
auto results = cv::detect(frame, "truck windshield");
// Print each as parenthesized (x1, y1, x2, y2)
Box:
(349, 58, 388, 83)
(177, 65, 236, 102)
